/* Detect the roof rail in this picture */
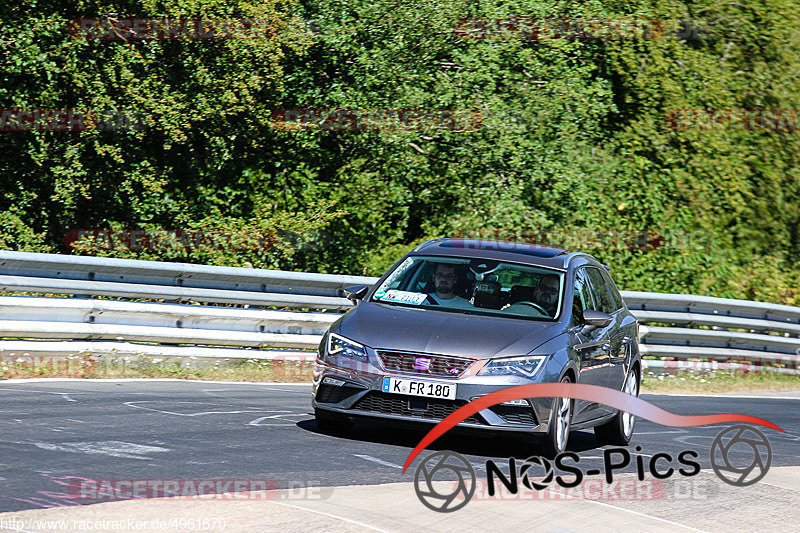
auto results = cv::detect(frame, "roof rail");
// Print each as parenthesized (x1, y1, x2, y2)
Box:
(412, 238, 449, 252)
(565, 252, 609, 268)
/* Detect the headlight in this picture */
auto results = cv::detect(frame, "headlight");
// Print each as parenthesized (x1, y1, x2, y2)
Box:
(327, 332, 369, 362)
(478, 355, 546, 378)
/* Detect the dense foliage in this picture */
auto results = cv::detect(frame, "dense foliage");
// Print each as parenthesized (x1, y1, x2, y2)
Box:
(1, 0, 798, 304)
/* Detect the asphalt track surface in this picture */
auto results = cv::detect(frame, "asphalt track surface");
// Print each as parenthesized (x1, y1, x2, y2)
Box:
(0, 379, 798, 514)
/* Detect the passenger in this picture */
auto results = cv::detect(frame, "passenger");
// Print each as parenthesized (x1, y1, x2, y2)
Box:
(428, 263, 472, 307)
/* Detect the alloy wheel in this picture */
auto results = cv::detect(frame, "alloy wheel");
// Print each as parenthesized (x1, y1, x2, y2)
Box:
(621, 370, 639, 438)
(556, 386, 571, 451)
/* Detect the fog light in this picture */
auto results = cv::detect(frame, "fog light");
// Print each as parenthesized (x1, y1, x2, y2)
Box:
(470, 396, 528, 407)
(323, 377, 345, 386)
(500, 399, 528, 407)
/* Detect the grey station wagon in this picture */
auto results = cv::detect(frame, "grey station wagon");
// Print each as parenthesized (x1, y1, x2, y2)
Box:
(312, 238, 641, 456)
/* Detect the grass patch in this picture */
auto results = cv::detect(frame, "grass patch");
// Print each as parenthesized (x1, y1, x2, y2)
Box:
(2, 356, 798, 395)
(0, 355, 315, 382)
(642, 369, 800, 394)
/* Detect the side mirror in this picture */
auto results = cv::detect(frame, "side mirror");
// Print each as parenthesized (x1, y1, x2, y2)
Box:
(344, 285, 369, 304)
(581, 309, 613, 333)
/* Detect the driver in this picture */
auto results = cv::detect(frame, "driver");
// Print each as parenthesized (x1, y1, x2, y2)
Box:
(533, 274, 560, 316)
(428, 263, 472, 307)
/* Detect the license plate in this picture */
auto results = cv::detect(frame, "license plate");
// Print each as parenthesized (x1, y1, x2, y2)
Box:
(382, 376, 456, 400)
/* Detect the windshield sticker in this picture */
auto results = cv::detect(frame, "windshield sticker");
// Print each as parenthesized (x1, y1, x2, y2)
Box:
(380, 290, 428, 305)
(374, 257, 415, 294)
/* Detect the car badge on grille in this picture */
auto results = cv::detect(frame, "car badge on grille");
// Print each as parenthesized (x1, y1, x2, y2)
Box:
(448, 367, 461, 374)
(413, 357, 432, 370)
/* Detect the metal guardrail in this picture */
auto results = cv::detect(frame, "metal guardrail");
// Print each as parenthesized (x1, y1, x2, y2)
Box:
(621, 291, 800, 323)
(621, 292, 800, 366)
(0, 251, 798, 372)
(0, 339, 316, 362)
(0, 250, 372, 309)
(0, 296, 330, 349)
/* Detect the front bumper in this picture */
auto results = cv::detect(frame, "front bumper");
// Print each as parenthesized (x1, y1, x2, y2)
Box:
(311, 355, 554, 433)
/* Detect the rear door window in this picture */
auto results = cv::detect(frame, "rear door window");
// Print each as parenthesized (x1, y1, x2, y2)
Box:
(586, 267, 615, 314)
(601, 270, 624, 311)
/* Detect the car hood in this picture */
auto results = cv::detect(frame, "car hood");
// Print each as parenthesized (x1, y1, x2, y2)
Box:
(335, 301, 565, 359)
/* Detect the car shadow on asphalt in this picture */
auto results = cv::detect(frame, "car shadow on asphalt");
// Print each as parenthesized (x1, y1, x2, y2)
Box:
(296, 417, 603, 459)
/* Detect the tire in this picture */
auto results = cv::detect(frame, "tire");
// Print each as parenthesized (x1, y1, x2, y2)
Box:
(314, 408, 353, 433)
(594, 367, 640, 446)
(539, 375, 573, 458)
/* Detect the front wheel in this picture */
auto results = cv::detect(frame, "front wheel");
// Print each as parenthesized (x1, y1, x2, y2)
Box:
(539, 375, 573, 458)
(594, 367, 640, 446)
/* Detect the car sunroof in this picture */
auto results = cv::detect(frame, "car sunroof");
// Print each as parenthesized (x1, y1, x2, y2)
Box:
(439, 240, 567, 257)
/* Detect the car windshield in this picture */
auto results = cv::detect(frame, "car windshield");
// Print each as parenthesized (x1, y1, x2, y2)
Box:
(370, 255, 565, 321)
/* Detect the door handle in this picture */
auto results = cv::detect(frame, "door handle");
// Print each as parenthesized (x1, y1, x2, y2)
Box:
(621, 336, 632, 345)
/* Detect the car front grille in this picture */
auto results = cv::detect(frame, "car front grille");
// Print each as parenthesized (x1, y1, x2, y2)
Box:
(315, 383, 365, 404)
(377, 350, 475, 378)
(352, 391, 484, 424)
(489, 405, 538, 426)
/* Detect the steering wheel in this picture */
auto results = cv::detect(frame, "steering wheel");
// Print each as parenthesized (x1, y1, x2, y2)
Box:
(511, 301, 549, 316)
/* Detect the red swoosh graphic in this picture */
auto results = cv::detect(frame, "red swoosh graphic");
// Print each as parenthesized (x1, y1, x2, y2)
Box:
(402, 383, 784, 472)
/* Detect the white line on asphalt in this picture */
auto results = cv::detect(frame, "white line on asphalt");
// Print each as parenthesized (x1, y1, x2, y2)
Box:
(634, 430, 689, 435)
(572, 497, 711, 532)
(247, 414, 306, 426)
(0, 388, 78, 401)
(5, 379, 797, 398)
(30, 440, 170, 460)
(200, 389, 230, 397)
(353, 454, 403, 469)
(203, 386, 309, 396)
(760, 481, 800, 492)
(266, 500, 393, 533)
(0, 377, 313, 386)
(7, 378, 796, 398)
(260, 387, 310, 394)
(124, 401, 295, 417)
(644, 392, 800, 400)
